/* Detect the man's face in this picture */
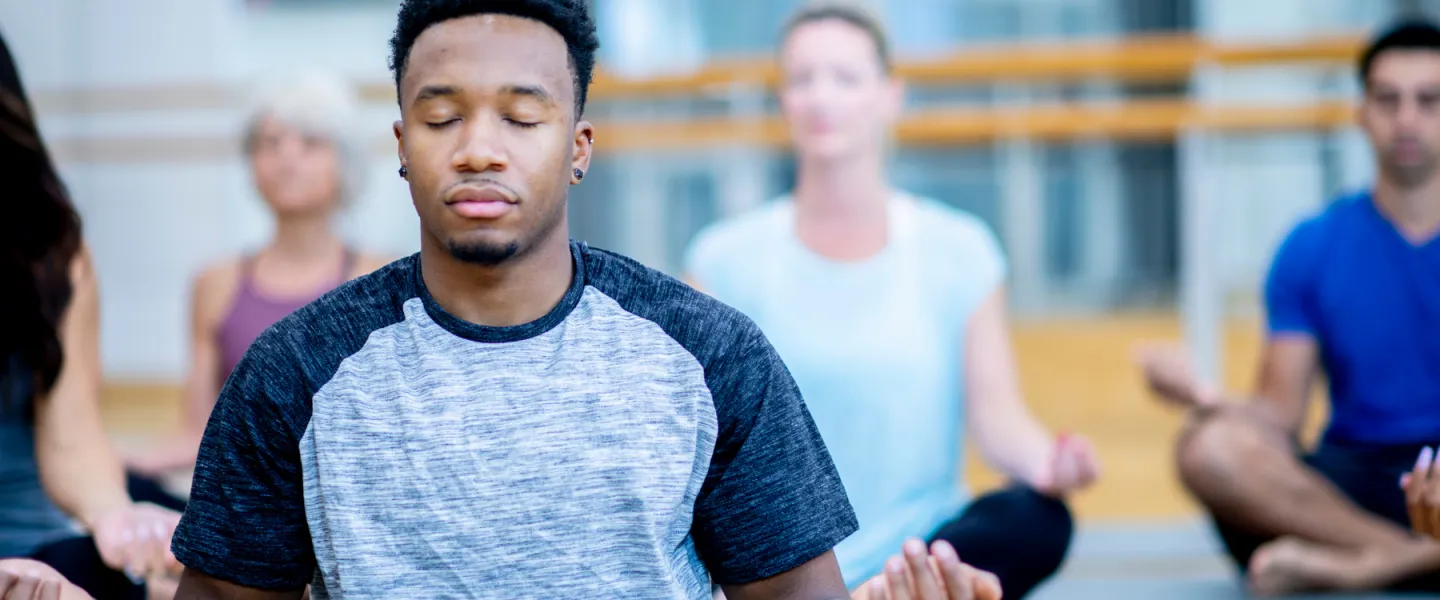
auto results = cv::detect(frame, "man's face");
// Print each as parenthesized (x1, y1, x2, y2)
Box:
(1362, 50, 1440, 189)
(396, 14, 592, 265)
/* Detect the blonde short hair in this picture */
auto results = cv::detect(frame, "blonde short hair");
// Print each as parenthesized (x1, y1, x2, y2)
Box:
(242, 71, 367, 207)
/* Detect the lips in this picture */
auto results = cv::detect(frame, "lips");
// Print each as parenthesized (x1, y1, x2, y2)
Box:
(446, 185, 517, 220)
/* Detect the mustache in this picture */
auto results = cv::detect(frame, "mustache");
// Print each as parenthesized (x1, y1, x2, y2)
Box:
(444, 177, 521, 199)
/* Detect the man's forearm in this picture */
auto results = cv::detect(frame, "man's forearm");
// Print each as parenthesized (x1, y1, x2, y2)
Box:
(174, 570, 305, 600)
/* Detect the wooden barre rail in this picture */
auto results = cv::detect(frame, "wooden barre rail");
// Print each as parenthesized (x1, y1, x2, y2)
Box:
(30, 33, 1364, 115)
(45, 99, 1356, 163)
(354, 33, 1365, 103)
(596, 99, 1357, 151)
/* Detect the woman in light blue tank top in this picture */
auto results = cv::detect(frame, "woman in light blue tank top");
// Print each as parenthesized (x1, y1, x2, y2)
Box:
(685, 6, 1101, 598)
(0, 29, 182, 600)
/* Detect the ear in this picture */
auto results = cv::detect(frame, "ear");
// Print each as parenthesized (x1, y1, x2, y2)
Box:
(393, 120, 406, 170)
(571, 120, 596, 185)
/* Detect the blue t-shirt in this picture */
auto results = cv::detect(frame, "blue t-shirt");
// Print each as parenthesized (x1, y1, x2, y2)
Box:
(1266, 192, 1440, 446)
(171, 242, 857, 598)
(686, 193, 1006, 586)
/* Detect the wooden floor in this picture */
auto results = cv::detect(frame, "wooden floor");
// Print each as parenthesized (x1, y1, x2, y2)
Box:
(100, 314, 1325, 522)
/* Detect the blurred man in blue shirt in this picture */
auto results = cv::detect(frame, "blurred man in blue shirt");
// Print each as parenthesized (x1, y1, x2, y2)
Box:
(1141, 20, 1440, 596)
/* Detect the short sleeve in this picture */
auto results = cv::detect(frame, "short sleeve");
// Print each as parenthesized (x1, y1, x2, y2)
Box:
(929, 205, 1009, 322)
(691, 326, 858, 585)
(171, 331, 316, 590)
(964, 218, 1008, 298)
(1264, 222, 1322, 338)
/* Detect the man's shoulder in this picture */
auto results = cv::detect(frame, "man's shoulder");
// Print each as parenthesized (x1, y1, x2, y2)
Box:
(583, 245, 765, 358)
(1275, 193, 1370, 263)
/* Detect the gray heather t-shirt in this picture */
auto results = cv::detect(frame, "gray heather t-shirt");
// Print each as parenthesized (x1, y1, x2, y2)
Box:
(171, 242, 857, 599)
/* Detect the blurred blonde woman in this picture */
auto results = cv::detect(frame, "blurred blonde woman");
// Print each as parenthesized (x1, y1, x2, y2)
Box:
(127, 74, 389, 482)
(686, 5, 1098, 597)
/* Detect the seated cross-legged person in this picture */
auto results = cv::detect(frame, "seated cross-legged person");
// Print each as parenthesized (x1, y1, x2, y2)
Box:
(686, 5, 1098, 598)
(1139, 20, 1440, 596)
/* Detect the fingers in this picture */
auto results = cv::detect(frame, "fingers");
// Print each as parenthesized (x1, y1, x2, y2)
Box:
(1048, 439, 1080, 497)
(868, 577, 887, 600)
(38, 580, 61, 600)
(885, 557, 912, 600)
(1070, 435, 1101, 489)
(903, 539, 943, 599)
(7, 571, 37, 600)
(1425, 448, 1440, 540)
(972, 571, 1002, 600)
(931, 541, 973, 600)
(1409, 447, 1436, 538)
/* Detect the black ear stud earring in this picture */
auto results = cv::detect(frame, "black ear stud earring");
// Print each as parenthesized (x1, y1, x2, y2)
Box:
(398, 166, 408, 179)
(573, 168, 585, 181)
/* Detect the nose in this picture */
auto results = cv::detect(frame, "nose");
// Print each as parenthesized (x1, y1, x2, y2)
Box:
(451, 117, 508, 174)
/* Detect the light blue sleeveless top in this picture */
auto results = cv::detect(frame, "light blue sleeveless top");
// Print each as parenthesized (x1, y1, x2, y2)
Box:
(686, 193, 1006, 586)
(0, 355, 79, 557)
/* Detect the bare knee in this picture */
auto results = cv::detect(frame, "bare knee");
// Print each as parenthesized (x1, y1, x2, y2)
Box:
(1175, 407, 1286, 500)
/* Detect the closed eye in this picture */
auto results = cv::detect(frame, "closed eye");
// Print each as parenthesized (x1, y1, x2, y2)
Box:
(506, 118, 540, 129)
(426, 118, 459, 130)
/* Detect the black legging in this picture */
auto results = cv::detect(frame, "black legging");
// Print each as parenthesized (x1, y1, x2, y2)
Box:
(125, 472, 187, 513)
(928, 486, 1074, 600)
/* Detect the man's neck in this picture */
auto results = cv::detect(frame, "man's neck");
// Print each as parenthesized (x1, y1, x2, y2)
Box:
(419, 232, 575, 328)
(1374, 174, 1440, 243)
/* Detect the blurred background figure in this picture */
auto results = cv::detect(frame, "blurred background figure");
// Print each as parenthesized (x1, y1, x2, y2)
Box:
(124, 73, 389, 487)
(685, 5, 1096, 597)
(1139, 20, 1440, 596)
(0, 29, 179, 600)
(6, 0, 1440, 597)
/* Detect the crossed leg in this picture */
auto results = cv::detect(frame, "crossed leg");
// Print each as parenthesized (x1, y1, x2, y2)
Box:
(1176, 404, 1440, 595)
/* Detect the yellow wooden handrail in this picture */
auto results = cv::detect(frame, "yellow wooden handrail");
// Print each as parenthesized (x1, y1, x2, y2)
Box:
(352, 33, 1366, 102)
(589, 34, 1364, 98)
(593, 99, 1356, 151)
(32, 33, 1365, 113)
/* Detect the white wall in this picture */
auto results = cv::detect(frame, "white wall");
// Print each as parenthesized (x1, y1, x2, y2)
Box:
(1193, 0, 1385, 305)
(2, 0, 418, 380)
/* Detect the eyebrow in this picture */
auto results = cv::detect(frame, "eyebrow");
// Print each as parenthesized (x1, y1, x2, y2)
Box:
(410, 84, 558, 108)
(501, 85, 557, 106)
(413, 85, 458, 104)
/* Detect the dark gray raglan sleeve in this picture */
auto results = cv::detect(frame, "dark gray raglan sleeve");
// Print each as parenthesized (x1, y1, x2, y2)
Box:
(170, 328, 317, 590)
(584, 247, 857, 585)
(170, 255, 416, 590)
(688, 320, 858, 584)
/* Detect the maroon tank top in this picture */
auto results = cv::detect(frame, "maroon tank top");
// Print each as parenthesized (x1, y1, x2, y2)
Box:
(217, 250, 354, 381)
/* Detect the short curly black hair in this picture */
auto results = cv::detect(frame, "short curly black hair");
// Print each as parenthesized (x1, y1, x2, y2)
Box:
(389, 0, 600, 118)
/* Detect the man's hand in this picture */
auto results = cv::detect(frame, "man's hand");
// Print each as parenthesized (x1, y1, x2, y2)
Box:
(851, 540, 1001, 600)
(1136, 344, 1221, 410)
(1403, 446, 1440, 540)
(1034, 433, 1100, 498)
(89, 502, 182, 581)
(0, 559, 92, 600)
